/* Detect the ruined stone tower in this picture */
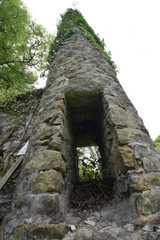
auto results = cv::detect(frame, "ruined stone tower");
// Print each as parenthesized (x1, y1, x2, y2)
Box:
(1, 9, 160, 240)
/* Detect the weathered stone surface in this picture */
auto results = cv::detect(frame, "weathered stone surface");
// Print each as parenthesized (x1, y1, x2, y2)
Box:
(30, 170, 64, 193)
(48, 136, 62, 151)
(131, 173, 160, 192)
(31, 223, 69, 239)
(66, 89, 101, 108)
(103, 93, 137, 114)
(74, 227, 140, 240)
(130, 143, 160, 159)
(0, 110, 37, 228)
(116, 231, 139, 240)
(49, 100, 65, 113)
(13, 223, 68, 240)
(94, 232, 116, 240)
(14, 193, 59, 216)
(33, 194, 59, 216)
(38, 108, 63, 123)
(13, 224, 30, 240)
(49, 116, 64, 126)
(24, 150, 65, 172)
(127, 169, 144, 185)
(98, 225, 141, 240)
(49, 76, 69, 92)
(108, 105, 139, 128)
(142, 224, 153, 232)
(39, 99, 65, 114)
(123, 223, 135, 232)
(142, 156, 160, 172)
(134, 213, 160, 226)
(114, 146, 138, 174)
(74, 227, 94, 240)
(39, 139, 50, 146)
(115, 128, 152, 145)
(136, 189, 160, 215)
(100, 198, 136, 226)
(32, 124, 63, 142)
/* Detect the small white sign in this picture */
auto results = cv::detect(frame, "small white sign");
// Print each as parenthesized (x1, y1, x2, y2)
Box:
(17, 141, 29, 155)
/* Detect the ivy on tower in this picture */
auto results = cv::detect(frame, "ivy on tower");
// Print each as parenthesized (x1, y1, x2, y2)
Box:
(48, 8, 117, 73)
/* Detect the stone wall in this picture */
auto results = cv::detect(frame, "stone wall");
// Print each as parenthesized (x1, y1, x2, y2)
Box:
(1, 32, 160, 239)
(0, 93, 41, 226)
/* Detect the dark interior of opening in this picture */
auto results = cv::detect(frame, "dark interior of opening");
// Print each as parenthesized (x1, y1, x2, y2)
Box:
(65, 90, 101, 147)
(66, 90, 114, 210)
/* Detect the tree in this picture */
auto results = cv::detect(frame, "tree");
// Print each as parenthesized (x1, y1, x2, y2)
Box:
(0, 0, 52, 101)
(77, 146, 102, 181)
(154, 135, 160, 151)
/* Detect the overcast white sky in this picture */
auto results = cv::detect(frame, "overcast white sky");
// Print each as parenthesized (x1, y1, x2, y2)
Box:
(23, 0, 160, 140)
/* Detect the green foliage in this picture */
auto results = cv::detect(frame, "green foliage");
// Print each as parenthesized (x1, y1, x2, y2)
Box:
(0, 0, 53, 101)
(154, 135, 160, 151)
(48, 8, 117, 73)
(0, 88, 43, 117)
(77, 146, 110, 181)
(11, 237, 17, 240)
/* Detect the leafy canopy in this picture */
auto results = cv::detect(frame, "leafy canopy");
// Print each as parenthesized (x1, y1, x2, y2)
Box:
(77, 146, 110, 181)
(0, 0, 52, 101)
(48, 8, 117, 73)
(78, 146, 101, 181)
(154, 135, 160, 151)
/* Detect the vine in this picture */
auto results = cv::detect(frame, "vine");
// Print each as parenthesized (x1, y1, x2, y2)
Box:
(48, 8, 117, 73)
(0, 89, 43, 117)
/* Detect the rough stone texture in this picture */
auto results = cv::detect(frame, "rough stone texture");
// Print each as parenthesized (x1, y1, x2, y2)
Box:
(108, 105, 140, 129)
(48, 136, 62, 151)
(1, 32, 160, 239)
(136, 189, 160, 215)
(134, 213, 160, 226)
(131, 173, 160, 192)
(30, 169, 64, 193)
(14, 193, 59, 217)
(31, 223, 69, 239)
(115, 128, 152, 145)
(32, 124, 64, 142)
(74, 226, 141, 240)
(0, 95, 40, 226)
(12, 224, 30, 240)
(114, 146, 138, 174)
(12, 223, 69, 240)
(24, 150, 65, 172)
(74, 228, 94, 240)
(142, 156, 160, 172)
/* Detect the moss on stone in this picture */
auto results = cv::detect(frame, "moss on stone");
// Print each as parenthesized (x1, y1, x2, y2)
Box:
(65, 90, 101, 109)
(0, 89, 43, 117)
(48, 8, 117, 73)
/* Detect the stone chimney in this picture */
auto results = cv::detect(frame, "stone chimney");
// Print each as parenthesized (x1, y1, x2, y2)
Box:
(1, 9, 160, 240)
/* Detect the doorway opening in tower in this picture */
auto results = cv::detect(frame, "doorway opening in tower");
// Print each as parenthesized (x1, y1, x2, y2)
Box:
(66, 90, 115, 210)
